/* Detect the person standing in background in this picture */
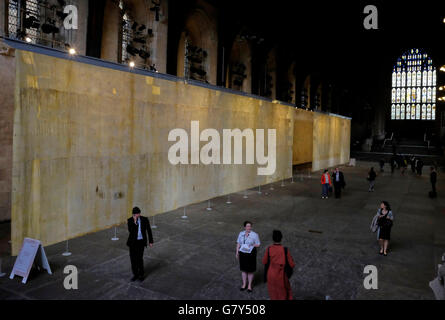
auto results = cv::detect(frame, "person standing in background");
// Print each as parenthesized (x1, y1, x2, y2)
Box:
(416, 158, 424, 176)
(410, 155, 416, 174)
(379, 158, 385, 173)
(332, 167, 345, 198)
(320, 169, 332, 199)
(430, 166, 437, 197)
(367, 167, 377, 192)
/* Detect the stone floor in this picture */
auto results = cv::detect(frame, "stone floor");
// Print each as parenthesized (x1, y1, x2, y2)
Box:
(0, 161, 444, 300)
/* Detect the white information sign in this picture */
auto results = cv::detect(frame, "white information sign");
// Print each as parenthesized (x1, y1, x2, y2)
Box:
(9, 238, 52, 284)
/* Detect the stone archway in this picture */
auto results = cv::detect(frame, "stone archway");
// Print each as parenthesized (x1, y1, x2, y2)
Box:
(264, 47, 277, 99)
(177, 8, 218, 85)
(283, 61, 296, 104)
(226, 34, 252, 93)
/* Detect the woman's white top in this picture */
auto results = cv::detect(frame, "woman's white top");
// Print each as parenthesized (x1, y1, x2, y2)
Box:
(237, 231, 260, 253)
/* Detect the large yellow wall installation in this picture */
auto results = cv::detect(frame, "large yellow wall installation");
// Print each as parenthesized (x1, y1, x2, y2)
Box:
(10, 49, 350, 255)
(292, 109, 314, 165)
(312, 113, 351, 172)
(11, 50, 295, 255)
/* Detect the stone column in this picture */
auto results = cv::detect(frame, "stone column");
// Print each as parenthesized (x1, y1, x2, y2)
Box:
(101, 0, 121, 63)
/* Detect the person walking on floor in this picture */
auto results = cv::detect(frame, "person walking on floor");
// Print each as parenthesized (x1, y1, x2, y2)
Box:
(320, 169, 332, 199)
(416, 158, 424, 176)
(262, 230, 296, 300)
(331, 167, 346, 198)
(236, 221, 261, 293)
(410, 155, 416, 174)
(430, 166, 437, 197)
(390, 156, 396, 174)
(376, 201, 394, 256)
(379, 158, 385, 173)
(127, 206, 154, 281)
(367, 167, 377, 192)
(401, 156, 407, 175)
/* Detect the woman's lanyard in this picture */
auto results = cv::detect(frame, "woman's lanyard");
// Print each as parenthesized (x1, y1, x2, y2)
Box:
(243, 232, 250, 244)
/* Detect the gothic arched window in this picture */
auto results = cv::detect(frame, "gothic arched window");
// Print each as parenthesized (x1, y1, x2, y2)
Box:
(391, 49, 436, 120)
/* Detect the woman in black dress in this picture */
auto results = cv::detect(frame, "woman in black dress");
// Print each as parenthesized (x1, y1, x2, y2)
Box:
(377, 201, 394, 256)
(236, 221, 261, 292)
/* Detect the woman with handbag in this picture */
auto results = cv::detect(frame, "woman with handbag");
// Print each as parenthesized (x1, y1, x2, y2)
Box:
(376, 201, 394, 256)
(236, 221, 261, 292)
(262, 230, 295, 300)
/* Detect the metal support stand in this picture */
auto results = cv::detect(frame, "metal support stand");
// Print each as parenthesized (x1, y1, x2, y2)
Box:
(243, 190, 248, 199)
(226, 195, 232, 204)
(206, 200, 212, 211)
(258, 185, 262, 194)
(62, 240, 72, 256)
(111, 227, 119, 241)
(181, 207, 188, 219)
(151, 215, 158, 229)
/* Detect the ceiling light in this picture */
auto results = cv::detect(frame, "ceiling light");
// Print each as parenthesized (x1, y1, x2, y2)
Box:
(129, 61, 135, 68)
(68, 48, 76, 55)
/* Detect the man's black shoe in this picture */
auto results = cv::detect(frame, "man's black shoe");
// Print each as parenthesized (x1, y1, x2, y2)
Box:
(138, 275, 145, 281)
(131, 276, 138, 282)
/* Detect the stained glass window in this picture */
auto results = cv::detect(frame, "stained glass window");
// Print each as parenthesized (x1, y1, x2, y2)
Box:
(391, 49, 436, 120)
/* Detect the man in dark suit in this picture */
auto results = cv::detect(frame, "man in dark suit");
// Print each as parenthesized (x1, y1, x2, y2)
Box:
(127, 206, 154, 281)
(332, 167, 346, 198)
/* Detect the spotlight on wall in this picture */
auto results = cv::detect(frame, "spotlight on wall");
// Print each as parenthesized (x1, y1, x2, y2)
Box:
(138, 49, 150, 59)
(24, 15, 40, 29)
(41, 19, 59, 34)
(126, 44, 139, 56)
(129, 61, 135, 68)
(441, 66, 445, 72)
(133, 37, 146, 44)
(25, 37, 32, 43)
(56, 10, 68, 20)
(68, 48, 76, 55)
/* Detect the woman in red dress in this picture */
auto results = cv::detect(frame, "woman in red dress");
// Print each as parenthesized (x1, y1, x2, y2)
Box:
(262, 230, 296, 300)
